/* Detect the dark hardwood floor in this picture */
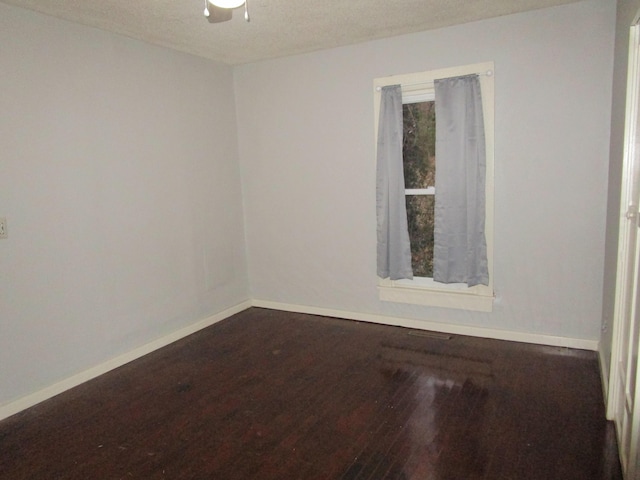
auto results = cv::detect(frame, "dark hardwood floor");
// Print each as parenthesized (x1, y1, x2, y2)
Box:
(0, 308, 622, 479)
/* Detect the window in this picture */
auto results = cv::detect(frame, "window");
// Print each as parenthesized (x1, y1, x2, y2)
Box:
(403, 94, 436, 278)
(374, 62, 495, 312)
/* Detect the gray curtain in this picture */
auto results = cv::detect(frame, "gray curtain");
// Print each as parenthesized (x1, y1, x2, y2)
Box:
(433, 74, 489, 286)
(376, 85, 413, 280)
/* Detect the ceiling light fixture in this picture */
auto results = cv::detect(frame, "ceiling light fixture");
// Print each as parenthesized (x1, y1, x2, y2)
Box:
(204, 0, 249, 23)
(209, 0, 245, 7)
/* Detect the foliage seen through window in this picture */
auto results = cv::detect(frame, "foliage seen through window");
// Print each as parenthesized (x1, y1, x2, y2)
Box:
(402, 101, 436, 278)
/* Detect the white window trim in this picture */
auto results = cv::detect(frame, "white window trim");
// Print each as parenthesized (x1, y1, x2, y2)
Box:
(374, 62, 495, 312)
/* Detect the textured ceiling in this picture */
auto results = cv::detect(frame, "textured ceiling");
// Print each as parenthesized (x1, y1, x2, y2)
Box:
(1, 0, 582, 65)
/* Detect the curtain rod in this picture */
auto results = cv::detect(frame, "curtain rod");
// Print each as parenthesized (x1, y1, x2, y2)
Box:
(376, 70, 493, 92)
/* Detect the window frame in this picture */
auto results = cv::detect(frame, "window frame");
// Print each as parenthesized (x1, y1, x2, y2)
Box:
(373, 62, 495, 312)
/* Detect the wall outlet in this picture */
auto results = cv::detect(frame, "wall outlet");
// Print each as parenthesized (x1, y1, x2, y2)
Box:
(0, 217, 7, 239)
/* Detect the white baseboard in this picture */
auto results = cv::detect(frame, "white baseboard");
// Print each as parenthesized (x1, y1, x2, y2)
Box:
(251, 299, 600, 351)
(1, 298, 600, 422)
(0, 300, 252, 422)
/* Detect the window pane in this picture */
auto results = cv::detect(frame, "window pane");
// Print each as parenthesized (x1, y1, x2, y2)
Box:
(405, 195, 434, 278)
(404, 100, 436, 278)
(402, 102, 436, 189)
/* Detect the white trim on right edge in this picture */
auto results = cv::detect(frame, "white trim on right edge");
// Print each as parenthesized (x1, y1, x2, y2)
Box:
(251, 299, 599, 351)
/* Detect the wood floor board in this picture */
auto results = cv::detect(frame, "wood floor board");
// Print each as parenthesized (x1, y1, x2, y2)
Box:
(0, 308, 623, 479)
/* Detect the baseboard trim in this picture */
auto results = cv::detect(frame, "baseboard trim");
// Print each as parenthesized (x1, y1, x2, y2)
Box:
(1, 298, 600, 422)
(0, 300, 252, 422)
(251, 299, 599, 351)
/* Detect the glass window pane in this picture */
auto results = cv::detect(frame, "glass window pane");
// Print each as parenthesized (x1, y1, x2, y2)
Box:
(405, 195, 434, 278)
(402, 101, 436, 190)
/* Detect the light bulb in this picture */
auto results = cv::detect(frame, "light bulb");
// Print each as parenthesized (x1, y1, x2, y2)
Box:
(209, 0, 245, 8)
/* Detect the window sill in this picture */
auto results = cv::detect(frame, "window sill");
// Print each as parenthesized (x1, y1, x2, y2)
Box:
(378, 282, 494, 312)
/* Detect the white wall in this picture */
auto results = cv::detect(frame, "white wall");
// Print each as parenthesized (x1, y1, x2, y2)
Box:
(235, 0, 616, 342)
(0, 4, 249, 406)
(600, 0, 640, 381)
(0, 0, 617, 415)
